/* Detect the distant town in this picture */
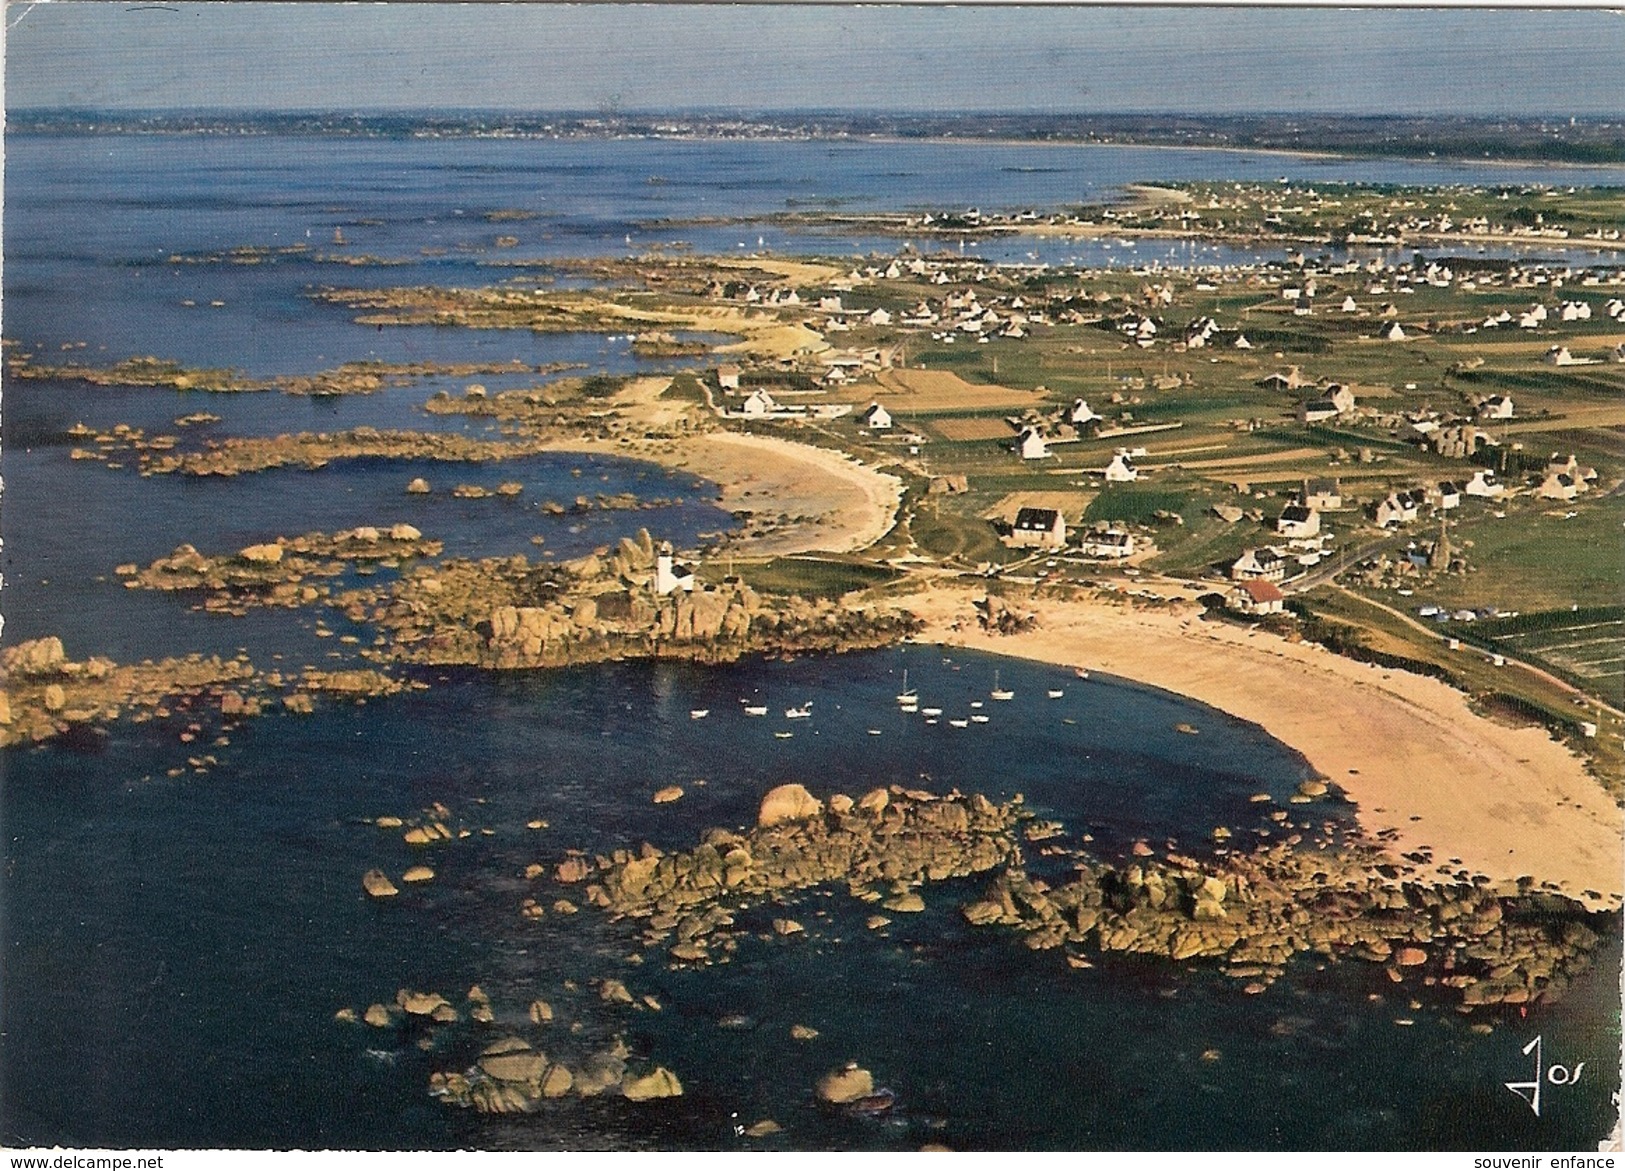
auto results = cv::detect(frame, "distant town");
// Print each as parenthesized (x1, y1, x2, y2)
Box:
(12, 109, 1625, 164)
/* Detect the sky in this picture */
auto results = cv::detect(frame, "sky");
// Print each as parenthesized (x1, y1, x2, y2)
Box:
(5, 3, 1625, 116)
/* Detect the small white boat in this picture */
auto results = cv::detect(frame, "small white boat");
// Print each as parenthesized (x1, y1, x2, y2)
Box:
(1074, 667, 1090, 679)
(971, 714, 990, 724)
(867, 729, 882, 736)
(1048, 689, 1064, 700)
(921, 707, 943, 717)
(900, 702, 918, 714)
(896, 670, 917, 704)
(949, 718, 970, 728)
(744, 705, 768, 717)
(774, 731, 794, 739)
(690, 709, 710, 719)
(785, 704, 812, 719)
(924, 718, 938, 725)
(969, 701, 984, 709)
(990, 671, 1014, 701)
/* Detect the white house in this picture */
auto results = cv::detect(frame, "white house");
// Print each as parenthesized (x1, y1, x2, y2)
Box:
(1009, 507, 1068, 550)
(867, 308, 893, 327)
(1299, 385, 1355, 423)
(717, 364, 742, 391)
(1375, 488, 1427, 528)
(1464, 469, 1504, 498)
(1537, 472, 1581, 502)
(1340, 295, 1359, 313)
(1429, 481, 1463, 511)
(1381, 321, 1408, 341)
(1276, 502, 1321, 539)
(859, 402, 893, 430)
(1476, 395, 1514, 420)
(1230, 547, 1288, 582)
(1078, 526, 1135, 559)
(1228, 578, 1285, 616)
(1103, 450, 1138, 482)
(1069, 398, 1102, 426)
(1544, 345, 1579, 367)
(1018, 428, 1051, 461)
(653, 544, 696, 596)
(740, 389, 778, 417)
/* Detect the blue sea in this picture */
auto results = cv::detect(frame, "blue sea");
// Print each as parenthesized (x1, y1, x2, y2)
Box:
(2, 132, 1620, 1151)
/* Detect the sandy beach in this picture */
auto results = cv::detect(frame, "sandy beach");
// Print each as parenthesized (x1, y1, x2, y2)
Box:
(540, 410, 903, 558)
(906, 585, 1623, 910)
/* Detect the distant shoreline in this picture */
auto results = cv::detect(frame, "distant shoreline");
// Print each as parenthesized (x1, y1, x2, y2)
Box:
(10, 114, 1625, 173)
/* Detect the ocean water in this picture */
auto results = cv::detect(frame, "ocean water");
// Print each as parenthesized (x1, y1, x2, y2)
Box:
(1, 132, 1620, 1151)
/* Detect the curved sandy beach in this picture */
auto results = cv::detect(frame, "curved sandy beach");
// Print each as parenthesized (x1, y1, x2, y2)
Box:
(906, 585, 1623, 911)
(541, 425, 903, 559)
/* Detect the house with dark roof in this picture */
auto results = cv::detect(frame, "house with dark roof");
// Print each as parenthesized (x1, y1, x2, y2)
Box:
(1230, 547, 1287, 582)
(1009, 507, 1067, 550)
(1302, 477, 1342, 510)
(1078, 526, 1135, 559)
(859, 402, 893, 430)
(1276, 502, 1320, 539)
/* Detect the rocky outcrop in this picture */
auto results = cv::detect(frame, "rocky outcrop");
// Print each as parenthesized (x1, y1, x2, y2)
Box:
(0, 639, 261, 748)
(371, 535, 919, 671)
(362, 870, 399, 898)
(141, 428, 557, 477)
(557, 787, 1023, 964)
(621, 1067, 683, 1101)
(757, 783, 823, 827)
(963, 840, 1608, 1008)
(816, 1063, 874, 1105)
(128, 527, 443, 614)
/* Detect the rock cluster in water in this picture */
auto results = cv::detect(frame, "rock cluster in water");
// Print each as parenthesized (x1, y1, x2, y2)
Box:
(965, 840, 1607, 1007)
(552, 783, 1025, 965)
(0, 636, 413, 749)
(360, 529, 919, 670)
(140, 427, 557, 477)
(125, 526, 442, 613)
(0, 636, 258, 748)
(341, 981, 683, 1115)
(10, 353, 581, 397)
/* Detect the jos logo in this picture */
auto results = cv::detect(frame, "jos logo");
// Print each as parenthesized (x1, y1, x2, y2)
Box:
(1504, 1035, 1585, 1117)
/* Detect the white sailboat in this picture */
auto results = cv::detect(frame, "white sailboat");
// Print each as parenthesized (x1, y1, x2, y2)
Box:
(785, 703, 813, 719)
(990, 671, 1014, 701)
(690, 709, 710, 719)
(896, 670, 917, 704)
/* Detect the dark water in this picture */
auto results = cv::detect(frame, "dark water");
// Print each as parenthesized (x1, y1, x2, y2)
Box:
(1, 131, 1620, 1150)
